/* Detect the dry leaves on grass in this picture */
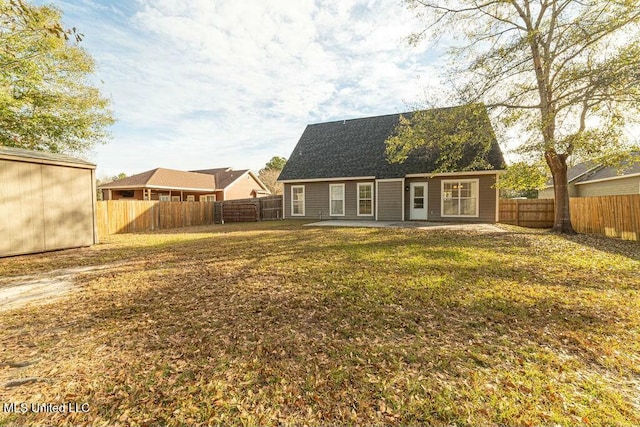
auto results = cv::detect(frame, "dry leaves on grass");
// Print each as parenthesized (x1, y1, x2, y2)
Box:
(0, 222, 639, 426)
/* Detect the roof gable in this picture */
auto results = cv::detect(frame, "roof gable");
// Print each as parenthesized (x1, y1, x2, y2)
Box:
(190, 168, 254, 189)
(278, 105, 505, 181)
(575, 157, 640, 184)
(546, 155, 640, 187)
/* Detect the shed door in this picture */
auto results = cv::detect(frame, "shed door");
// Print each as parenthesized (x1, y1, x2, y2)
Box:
(410, 183, 427, 220)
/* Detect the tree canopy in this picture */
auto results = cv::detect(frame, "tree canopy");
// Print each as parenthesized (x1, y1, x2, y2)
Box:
(386, 103, 504, 172)
(259, 156, 287, 195)
(0, 0, 114, 154)
(392, 0, 640, 232)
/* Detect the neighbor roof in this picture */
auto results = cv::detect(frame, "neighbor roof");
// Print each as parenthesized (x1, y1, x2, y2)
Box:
(191, 167, 251, 189)
(99, 168, 216, 191)
(277, 104, 505, 181)
(575, 157, 640, 184)
(543, 160, 600, 188)
(545, 156, 640, 187)
(0, 145, 96, 168)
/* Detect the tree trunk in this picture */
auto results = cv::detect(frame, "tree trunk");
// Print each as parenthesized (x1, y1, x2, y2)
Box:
(545, 152, 575, 234)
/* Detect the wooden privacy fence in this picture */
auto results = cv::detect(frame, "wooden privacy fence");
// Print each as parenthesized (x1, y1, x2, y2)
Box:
(214, 195, 283, 223)
(499, 199, 555, 228)
(570, 195, 640, 241)
(96, 200, 215, 236)
(499, 195, 640, 241)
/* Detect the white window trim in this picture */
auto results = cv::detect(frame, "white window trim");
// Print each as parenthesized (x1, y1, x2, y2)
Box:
(159, 195, 171, 202)
(291, 185, 305, 216)
(441, 178, 480, 218)
(357, 182, 374, 216)
(200, 194, 216, 202)
(329, 183, 346, 216)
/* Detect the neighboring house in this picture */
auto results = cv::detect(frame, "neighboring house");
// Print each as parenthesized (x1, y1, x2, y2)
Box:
(538, 157, 640, 198)
(191, 167, 271, 199)
(0, 146, 97, 257)
(277, 106, 506, 222)
(100, 167, 270, 201)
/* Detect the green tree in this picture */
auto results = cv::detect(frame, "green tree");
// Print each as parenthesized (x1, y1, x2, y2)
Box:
(259, 156, 287, 195)
(0, 0, 114, 154)
(499, 161, 549, 198)
(263, 156, 287, 171)
(393, 0, 640, 233)
(95, 172, 126, 200)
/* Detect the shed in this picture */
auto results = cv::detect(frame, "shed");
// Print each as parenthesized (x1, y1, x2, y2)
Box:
(0, 146, 98, 257)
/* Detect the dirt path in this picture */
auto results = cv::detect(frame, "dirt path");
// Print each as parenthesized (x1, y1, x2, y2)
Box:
(0, 265, 116, 313)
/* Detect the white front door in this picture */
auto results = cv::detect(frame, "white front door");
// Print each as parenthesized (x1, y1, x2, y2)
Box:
(410, 183, 427, 220)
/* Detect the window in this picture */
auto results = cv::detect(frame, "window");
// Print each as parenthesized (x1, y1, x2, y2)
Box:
(186, 195, 195, 202)
(413, 185, 425, 209)
(291, 185, 305, 216)
(357, 183, 373, 216)
(200, 194, 216, 202)
(171, 196, 181, 202)
(120, 190, 134, 198)
(441, 179, 479, 217)
(329, 184, 345, 216)
(159, 195, 171, 202)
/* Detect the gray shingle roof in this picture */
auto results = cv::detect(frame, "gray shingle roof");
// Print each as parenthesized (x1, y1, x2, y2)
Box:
(0, 145, 95, 168)
(575, 157, 640, 183)
(544, 155, 640, 187)
(278, 105, 505, 181)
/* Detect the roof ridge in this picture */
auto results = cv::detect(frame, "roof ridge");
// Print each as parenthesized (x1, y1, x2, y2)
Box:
(569, 163, 604, 184)
(307, 104, 483, 127)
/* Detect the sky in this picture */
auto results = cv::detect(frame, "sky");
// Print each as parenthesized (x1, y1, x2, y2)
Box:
(42, 0, 450, 178)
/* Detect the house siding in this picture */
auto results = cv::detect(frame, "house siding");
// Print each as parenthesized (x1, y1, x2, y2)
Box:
(284, 181, 375, 220)
(377, 181, 403, 220)
(576, 176, 640, 197)
(404, 174, 498, 222)
(538, 183, 578, 199)
(224, 173, 267, 200)
(538, 187, 554, 199)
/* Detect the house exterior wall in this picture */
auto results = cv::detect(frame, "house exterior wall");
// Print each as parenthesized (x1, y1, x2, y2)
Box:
(283, 174, 498, 222)
(404, 174, 498, 222)
(538, 183, 578, 199)
(576, 176, 640, 197)
(0, 158, 96, 257)
(224, 173, 268, 200)
(538, 187, 554, 199)
(283, 180, 376, 220)
(106, 189, 144, 200)
(376, 180, 403, 220)
(102, 188, 216, 201)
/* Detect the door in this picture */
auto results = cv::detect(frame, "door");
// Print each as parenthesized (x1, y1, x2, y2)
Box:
(410, 183, 427, 220)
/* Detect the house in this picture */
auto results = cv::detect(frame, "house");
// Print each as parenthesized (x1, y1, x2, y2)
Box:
(538, 157, 640, 198)
(0, 146, 97, 257)
(100, 167, 270, 201)
(277, 105, 506, 222)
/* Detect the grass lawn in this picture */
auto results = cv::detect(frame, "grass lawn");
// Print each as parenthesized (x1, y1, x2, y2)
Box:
(0, 221, 639, 426)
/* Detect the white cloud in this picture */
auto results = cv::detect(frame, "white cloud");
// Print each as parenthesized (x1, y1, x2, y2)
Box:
(50, 0, 447, 177)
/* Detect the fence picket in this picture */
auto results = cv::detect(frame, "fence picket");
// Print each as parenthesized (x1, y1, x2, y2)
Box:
(96, 201, 215, 237)
(501, 195, 639, 241)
